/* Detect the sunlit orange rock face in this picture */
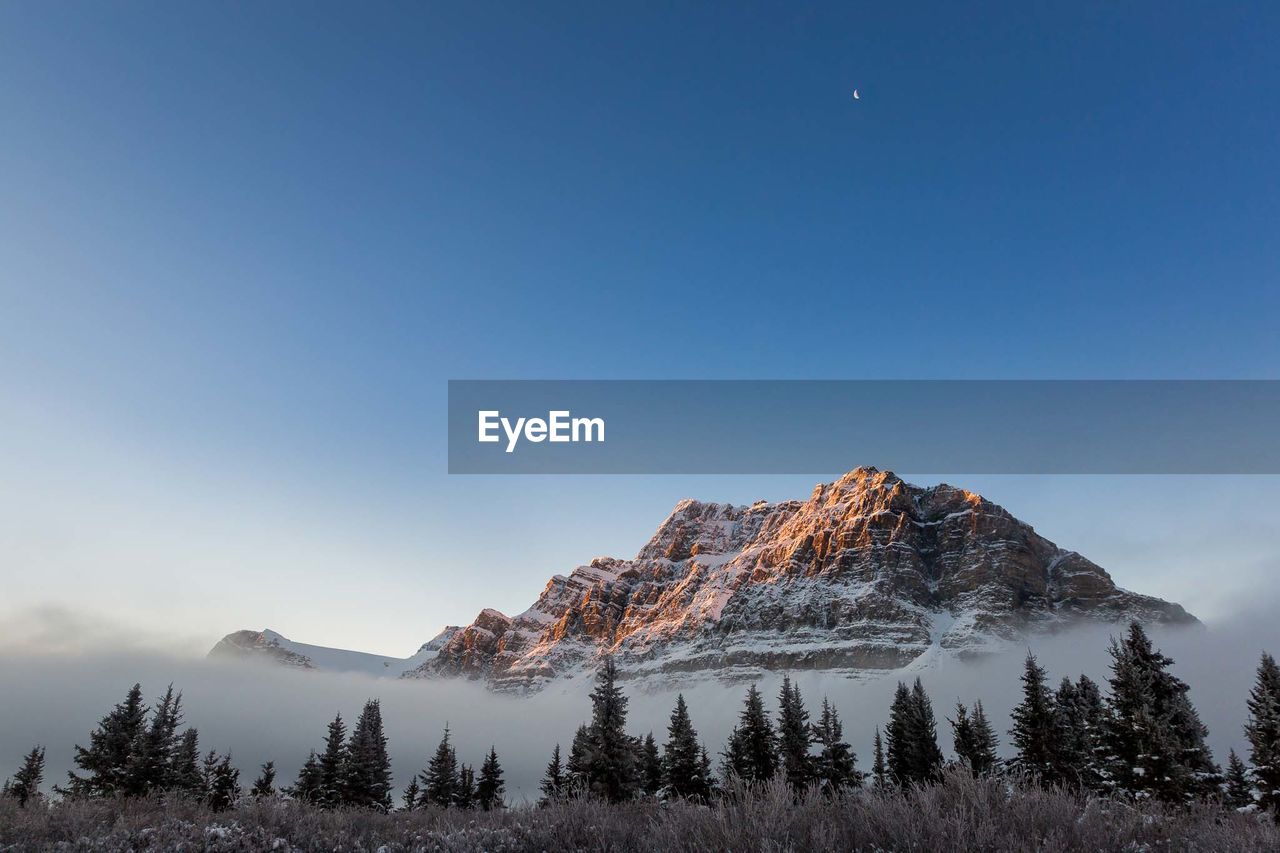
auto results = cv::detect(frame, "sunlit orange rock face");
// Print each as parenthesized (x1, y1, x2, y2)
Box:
(409, 467, 1195, 692)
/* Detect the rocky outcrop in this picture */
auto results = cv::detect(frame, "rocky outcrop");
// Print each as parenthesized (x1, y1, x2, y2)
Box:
(399, 467, 1194, 692)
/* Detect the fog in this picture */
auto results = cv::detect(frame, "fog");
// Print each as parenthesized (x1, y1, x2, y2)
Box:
(3, 600, 1278, 802)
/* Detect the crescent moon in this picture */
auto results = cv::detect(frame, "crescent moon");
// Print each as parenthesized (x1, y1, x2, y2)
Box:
(852, 90, 860, 100)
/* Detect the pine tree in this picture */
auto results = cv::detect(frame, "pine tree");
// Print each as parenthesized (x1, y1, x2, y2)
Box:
(566, 724, 591, 793)
(1224, 749, 1253, 810)
(871, 728, 887, 787)
(4, 746, 45, 807)
(950, 702, 979, 775)
(207, 754, 240, 811)
(171, 729, 204, 796)
(400, 777, 420, 811)
(967, 701, 999, 776)
(812, 698, 859, 793)
(421, 725, 458, 808)
(1102, 622, 1221, 802)
(697, 746, 716, 801)
(777, 676, 815, 791)
(343, 699, 393, 810)
(662, 694, 705, 800)
(60, 683, 147, 798)
(455, 764, 476, 809)
(290, 751, 323, 803)
(250, 761, 276, 798)
(1065, 674, 1108, 790)
(477, 746, 505, 810)
(124, 685, 183, 795)
(579, 656, 637, 802)
(539, 744, 566, 805)
(318, 713, 348, 807)
(639, 733, 662, 796)
(1245, 651, 1280, 815)
(1009, 652, 1059, 783)
(887, 679, 943, 786)
(723, 684, 777, 784)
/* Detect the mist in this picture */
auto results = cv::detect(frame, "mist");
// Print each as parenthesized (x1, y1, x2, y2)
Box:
(3, 599, 1279, 802)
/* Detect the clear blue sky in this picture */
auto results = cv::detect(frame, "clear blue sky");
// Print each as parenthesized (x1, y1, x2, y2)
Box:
(1, 2, 1277, 655)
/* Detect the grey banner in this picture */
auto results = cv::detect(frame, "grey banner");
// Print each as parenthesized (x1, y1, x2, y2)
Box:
(447, 380, 1280, 474)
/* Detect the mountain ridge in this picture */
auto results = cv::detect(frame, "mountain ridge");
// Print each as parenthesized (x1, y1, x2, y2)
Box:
(210, 467, 1194, 691)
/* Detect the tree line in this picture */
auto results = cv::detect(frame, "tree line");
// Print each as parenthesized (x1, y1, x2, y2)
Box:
(4, 622, 1280, 818)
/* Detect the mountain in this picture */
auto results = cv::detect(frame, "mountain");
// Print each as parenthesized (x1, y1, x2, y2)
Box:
(211, 468, 1194, 691)
(209, 626, 460, 676)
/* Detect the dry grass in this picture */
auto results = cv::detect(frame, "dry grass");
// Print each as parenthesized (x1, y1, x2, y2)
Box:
(2, 771, 1276, 852)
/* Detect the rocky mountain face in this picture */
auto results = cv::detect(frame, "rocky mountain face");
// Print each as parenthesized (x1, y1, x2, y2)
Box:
(212, 468, 1194, 692)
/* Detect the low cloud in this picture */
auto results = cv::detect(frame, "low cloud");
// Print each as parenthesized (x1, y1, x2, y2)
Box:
(2, 600, 1278, 801)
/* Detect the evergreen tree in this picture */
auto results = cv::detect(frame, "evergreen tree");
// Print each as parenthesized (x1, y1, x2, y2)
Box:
(1102, 622, 1221, 802)
(250, 761, 276, 798)
(967, 701, 999, 776)
(579, 656, 637, 802)
(722, 685, 777, 784)
(1224, 749, 1253, 810)
(662, 694, 705, 800)
(950, 702, 979, 775)
(777, 676, 815, 791)
(400, 777, 421, 811)
(1245, 651, 1280, 815)
(421, 725, 458, 808)
(812, 698, 859, 793)
(1009, 653, 1059, 782)
(290, 751, 323, 803)
(171, 729, 204, 796)
(539, 744, 566, 805)
(887, 680, 943, 785)
(566, 724, 591, 792)
(124, 685, 183, 795)
(317, 713, 348, 807)
(207, 754, 240, 811)
(4, 746, 45, 807)
(477, 746, 505, 810)
(455, 764, 476, 809)
(60, 683, 147, 798)
(1071, 675, 1108, 790)
(871, 728, 887, 787)
(697, 746, 717, 801)
(639, 733, 662, 796)
(343, 699, 393, 810)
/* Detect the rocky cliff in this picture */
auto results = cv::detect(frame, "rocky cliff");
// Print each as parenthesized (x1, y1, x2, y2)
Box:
(394, 468, 1193, 691)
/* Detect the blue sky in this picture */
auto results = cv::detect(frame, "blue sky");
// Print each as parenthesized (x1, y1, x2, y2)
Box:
(1, 2, 1277, 655)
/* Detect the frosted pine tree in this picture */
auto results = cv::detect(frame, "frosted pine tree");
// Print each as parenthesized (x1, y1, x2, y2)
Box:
(455, 764, 476, 809)
(289, 751, 323, 803)
(421, 726, 458, 808)
(1224, 749, 1253, 810)
(400, 777, 420, 811)
(539, 744, 566, 805)
(317, 713, 348, 807)
(343, 699, 393, 810)
(662, 694, 703, 799)
(580, 656, 637, 802)
(3, 746, 45, 807)
(776, 676, 815, 791)
(639, 733, 662, 796)
(59, 683, 147, 798)
(250, 761, 276, 798)
(812, 698, 860, 792)
(1102, 622, 1220, 802)
(871, 728, 887, 786)
(722, 684, 777, 784)
(1245, 651, 1280, 815)
(477, 746, 505, 810)
(206, 754, 240, 811)
(1009, 653, 1059, 783)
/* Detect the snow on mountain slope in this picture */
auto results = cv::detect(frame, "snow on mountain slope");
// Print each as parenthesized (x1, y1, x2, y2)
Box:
(209, 626, 460, 677)
(211, 467, 1196, 691)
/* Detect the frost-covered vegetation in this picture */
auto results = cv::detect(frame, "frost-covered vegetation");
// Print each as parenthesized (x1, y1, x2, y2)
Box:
(2, 773, 1279, 852)
(4, 623, 1280, 850)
